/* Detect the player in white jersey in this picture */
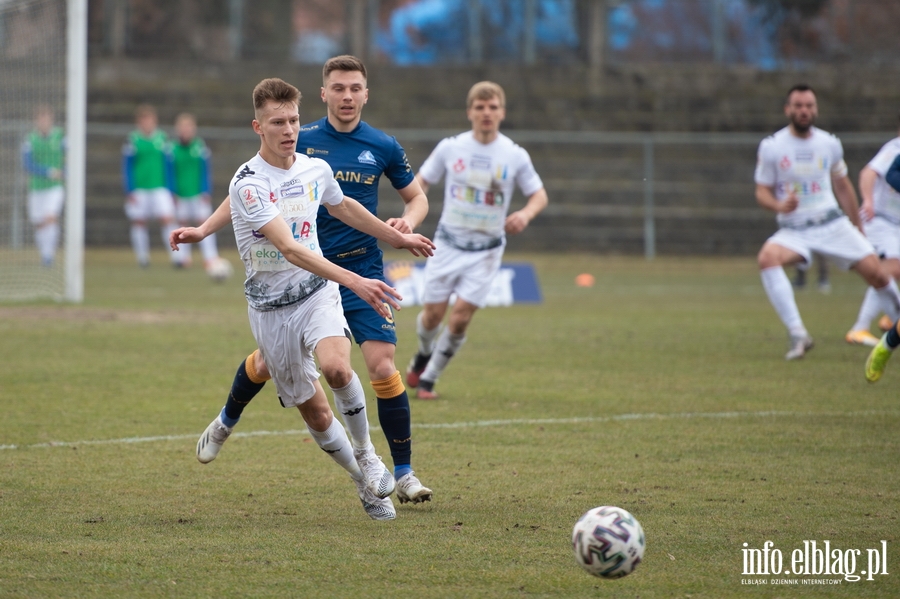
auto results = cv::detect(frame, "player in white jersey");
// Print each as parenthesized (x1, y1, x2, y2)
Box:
(845, 125, 900, 347)
(405, 81, 548, 399)
(755, 85, 900, 360)
(172, 78, 434, 520)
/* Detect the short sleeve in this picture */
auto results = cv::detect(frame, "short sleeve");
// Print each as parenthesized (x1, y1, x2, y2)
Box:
(418, 138, 451, 185)
(231, 176, 280, 230)
(513, 146, 544, 197)
(754, 138, 776, 186)
(384, 138, 415, 190)
(829, 136, 847, 178)
(866, 143, 900, 177)
(313, 158, 346, 206)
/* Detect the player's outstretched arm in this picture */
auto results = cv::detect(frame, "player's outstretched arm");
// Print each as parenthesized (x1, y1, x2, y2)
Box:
(385, 179, 428, 234)
(326, 196, 435, 257)
(258, 216, 401, 317)
(170, 195, 232, 250)
(505, 187, 548, 235)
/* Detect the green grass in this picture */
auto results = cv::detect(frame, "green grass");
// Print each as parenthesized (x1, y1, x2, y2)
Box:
(1, 249, 898, 598)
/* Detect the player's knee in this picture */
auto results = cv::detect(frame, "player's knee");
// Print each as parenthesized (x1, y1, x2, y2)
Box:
(321, 362, 353, 389)
(300, 404, 333, 432)
(757, 248, 775, 269)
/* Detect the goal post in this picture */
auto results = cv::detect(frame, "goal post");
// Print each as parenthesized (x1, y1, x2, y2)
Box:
(65, 0, 87, 303)
(0, 0, 86, 303)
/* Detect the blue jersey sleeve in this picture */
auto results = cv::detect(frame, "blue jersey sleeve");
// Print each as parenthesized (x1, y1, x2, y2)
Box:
(122, 147, 135, 193)
(886, 154, 900, 194)
(384, 137, 415, 190)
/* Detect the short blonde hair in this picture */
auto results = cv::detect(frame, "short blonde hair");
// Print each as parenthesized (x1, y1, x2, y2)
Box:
(466, 81, 505, 109)
(252, 78, 301, 116)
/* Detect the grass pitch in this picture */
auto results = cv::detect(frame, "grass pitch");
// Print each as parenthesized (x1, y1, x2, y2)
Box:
(1, 249, 898, 598)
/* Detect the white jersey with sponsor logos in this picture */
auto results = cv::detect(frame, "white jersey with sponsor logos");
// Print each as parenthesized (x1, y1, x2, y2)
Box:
(754, 126, 848, 229)
(229, 152, 344, 311)
(419, 131, 543, 247)
(865, 137, 900, 223)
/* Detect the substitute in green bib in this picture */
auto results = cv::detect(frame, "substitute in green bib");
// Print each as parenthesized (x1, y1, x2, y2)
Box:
(170, 113, 220, 270)
(121, 104, 182, 268)
(22, 104, 65, 266)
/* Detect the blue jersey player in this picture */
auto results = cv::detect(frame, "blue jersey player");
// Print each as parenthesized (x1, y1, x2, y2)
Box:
(171, 56, 433, 506)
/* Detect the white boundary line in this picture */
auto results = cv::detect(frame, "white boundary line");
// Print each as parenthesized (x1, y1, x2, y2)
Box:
(2, 409, 897, 451)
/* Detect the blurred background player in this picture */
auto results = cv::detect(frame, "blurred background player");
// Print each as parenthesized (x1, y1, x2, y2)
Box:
(755, 84, 900, 360)
(172, 55, 434, 505)
(405, 81, 548, 399)
(845, 116, 900, 347)
(21, 104, 65, 266)
(791, 252, 830, 294)
(169, 113, 219, 270)
(121, 104, 182, 268)
(864, 151, 900, 382)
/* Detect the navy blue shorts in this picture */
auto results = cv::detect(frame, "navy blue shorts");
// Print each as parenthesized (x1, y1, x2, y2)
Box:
(334, 250, 397, 346)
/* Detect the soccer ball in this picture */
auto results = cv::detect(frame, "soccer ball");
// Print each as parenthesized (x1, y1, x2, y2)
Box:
(572, 506, 645, 579)
(206, 257, 234, 282)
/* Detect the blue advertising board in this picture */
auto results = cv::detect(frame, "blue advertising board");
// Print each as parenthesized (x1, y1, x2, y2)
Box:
(383, 261, 542, 307)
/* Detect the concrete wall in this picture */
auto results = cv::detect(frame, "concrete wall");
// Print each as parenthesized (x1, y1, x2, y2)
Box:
(85, 59, 900, 254)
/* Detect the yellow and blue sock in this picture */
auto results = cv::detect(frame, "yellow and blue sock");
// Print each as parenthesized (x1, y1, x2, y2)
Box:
(372, 371, 412, 479)
(221, 350, 269, 427)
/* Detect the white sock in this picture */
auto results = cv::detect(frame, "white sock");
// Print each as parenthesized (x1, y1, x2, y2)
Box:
(35, 225, 53, 262)
(421, 329, 466, 383)
(130, 224, 149, 264)
(47, 222, 59, 256)
(161, 223, 183, 264)
(200, 234, 219, 264)
(760, 266, 806, 337)
(306, 418, 363, 480)
(874, 279, 900, 322)
(852, 287, 882, 332)
(416, 311, 441, 356)
(331, 372, 370, 450)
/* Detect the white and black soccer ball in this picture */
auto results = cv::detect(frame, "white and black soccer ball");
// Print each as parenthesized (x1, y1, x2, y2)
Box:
(572, 506, 645, 579)
(206, 257, 234, 282)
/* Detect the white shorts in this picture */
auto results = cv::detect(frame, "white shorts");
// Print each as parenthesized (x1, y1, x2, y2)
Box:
(125, 188, 175, 221)
(767, 216, 875, 270)
(863, 216, 900, 260)
(247, 282, 349, 408)
(421, 242, 504, 308)
(175, 195, 213, 224)
(27, 186, 64, 224)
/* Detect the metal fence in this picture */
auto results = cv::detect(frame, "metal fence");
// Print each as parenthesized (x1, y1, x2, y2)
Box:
(79, 124, 896, 255)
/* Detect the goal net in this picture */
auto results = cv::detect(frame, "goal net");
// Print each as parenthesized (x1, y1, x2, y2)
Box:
(0, 0, 85, 302)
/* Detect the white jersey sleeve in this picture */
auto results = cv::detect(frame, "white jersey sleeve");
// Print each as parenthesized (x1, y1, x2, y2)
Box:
(828, 135, 848, 179)
(754, 137, 778, 187)
(867, 140, 900, 177)
(418, 138, 451, 186)
(513, 146, 544, 197)
(310, 157, 346, 207)
(231, 171, 281, 231)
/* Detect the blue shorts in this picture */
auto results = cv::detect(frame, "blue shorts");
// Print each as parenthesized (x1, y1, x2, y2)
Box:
(332, 249, 397, 346)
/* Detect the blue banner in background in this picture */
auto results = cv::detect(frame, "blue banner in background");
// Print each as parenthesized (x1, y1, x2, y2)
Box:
(384, 261, 542, 306)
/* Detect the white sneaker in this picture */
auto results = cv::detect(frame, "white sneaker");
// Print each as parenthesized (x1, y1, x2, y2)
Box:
(396, 471, 433, 504)
(785, 334, 814, 361)
(354, 444, 396, 498)
(354, 477, 396, 521)
(196, 415, 233, 463)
